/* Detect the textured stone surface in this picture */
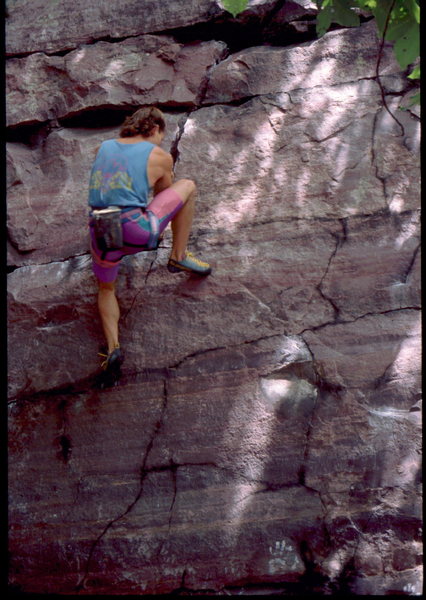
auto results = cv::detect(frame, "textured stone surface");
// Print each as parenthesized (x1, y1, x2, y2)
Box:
(204, 20, 404, 104)
(7, 114, 182, 266)
(176, 85, 417, 224)
(5, 0, 224, 55)
(5, 0, 295, 56)
(7, 1, 421, 596)
(6, 37, 227, 127)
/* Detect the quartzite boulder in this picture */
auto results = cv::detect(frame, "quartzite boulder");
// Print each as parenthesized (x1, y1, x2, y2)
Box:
(204, 20, 405, 104)
(5, 0, 303, 56)
(5, 0, 224, 55)
(175, 83, 419, 223)
(7, 1, 421, 595)
(6, 37, 227, 127)
(7, 114, 182, 266)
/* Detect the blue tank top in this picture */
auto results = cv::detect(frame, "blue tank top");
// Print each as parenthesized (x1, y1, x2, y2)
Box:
(88, 139, 155, 208)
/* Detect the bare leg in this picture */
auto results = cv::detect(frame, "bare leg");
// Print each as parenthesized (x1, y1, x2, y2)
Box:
(168, 179, 196, 262)
(96, 178, 200, 353)
(97, 280, 120, 353)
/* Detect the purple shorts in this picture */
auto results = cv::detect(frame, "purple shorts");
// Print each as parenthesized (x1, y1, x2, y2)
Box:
(89, 188, 184, 283)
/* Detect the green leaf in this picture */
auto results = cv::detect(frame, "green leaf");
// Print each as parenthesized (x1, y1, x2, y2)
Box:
(316, 0, 360, 37)
(406, 0, 420, 24)
(387, 18, 419, 69)
(368, 0, 394, 37)
(222, 0, 249, 18)
(408, 64, 420, 80)
(353, 0, 376, 9)
(317, 0, 333, 36)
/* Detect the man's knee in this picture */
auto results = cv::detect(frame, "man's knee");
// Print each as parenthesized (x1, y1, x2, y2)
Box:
(173, 178, 196, 202)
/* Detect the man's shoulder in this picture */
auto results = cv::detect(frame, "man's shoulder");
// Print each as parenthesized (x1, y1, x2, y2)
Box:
(150, 145, 173, 166)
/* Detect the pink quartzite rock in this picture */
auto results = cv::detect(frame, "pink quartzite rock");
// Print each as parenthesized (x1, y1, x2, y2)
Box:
(7, 5, 422, 596)
(204, 21, 403, 104)
(7, 114, 182, 266)
(175, 84, 419, 223)
(6, 37, 227, 127)
(7, 350, 323, 593)
(5, 0, 224, 55)
(321, 212, 420, 320)
(5, 0, 290, 56)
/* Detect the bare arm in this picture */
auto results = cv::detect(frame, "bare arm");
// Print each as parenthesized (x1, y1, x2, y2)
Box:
(150, 149, 175, 195)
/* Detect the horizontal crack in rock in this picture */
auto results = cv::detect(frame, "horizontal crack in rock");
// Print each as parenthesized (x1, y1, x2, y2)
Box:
(297, 305, 420, 337)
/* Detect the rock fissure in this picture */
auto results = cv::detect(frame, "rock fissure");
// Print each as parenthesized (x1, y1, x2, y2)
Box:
(298, 305, 420, 339)
(169, 113, 190, 165)
(144, 256, 158, 285)
(76, 379, 169, 591)
(195, 210, 409, 245)
(373, 13, 405, 139)
(316, 232, 343, 324)
(401, 241, 420, 284)
(158, 7, 319, 56)
(195, 50, 230, 108)
(55, 398, 72, 464)
(370, 110, 389, 203)
(8, 29, 164, 60)
(7, 302, 419, 407)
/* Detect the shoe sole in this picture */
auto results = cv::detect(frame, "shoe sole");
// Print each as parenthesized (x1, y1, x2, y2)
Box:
(167, 263, 211, 276)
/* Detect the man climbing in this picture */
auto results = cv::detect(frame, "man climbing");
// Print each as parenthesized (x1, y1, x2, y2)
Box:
(88, 105, 211, 378)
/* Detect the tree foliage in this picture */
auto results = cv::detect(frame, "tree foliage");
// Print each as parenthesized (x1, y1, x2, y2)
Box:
(317, 0, 419, 72)
(222, 0, 420, 95)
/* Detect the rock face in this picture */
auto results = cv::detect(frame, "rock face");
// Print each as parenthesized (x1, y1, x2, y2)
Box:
(7, 0, 421, 596)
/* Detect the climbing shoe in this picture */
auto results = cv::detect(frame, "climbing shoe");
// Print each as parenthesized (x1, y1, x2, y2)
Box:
(99, 346, 124, 374)
(167, 251, 212, 276)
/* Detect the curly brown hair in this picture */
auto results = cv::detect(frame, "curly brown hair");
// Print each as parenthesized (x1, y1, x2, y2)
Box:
(119, 106, 166, 137)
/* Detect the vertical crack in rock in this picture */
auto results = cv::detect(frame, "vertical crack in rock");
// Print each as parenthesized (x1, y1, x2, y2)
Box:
(373, 360, 396, 390)
(155, 459, 179, 559)
(55, 399, 73, 464)
(72, 477, 83, 507)
(339, 506, 383, 586)
(169, 112, 190, 166)
(121, 256, 156, 322)
(370, 108, 388, 204)
(76, 380, 169, 592)
(58, 434, 72, 463)
(401, 241, 420, 284)
(167, 461, 178, 533)
(298, 538, 332, 594)
(373, 7, 405, 139)
(143, 256, 158, 285)
(195, 43, 229, 107)
(293, 344, 333, 518)
(297, 395, 317, 488)
(316, 221, 347, 323)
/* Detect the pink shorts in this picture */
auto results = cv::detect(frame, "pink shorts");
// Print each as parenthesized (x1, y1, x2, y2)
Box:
(89, 188, 184, 283)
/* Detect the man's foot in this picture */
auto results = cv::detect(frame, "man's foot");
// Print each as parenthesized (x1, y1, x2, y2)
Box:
(167, 251, 212, 276)
(99, 346, 124, 374)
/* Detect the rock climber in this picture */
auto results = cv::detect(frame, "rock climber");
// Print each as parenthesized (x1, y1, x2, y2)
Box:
(88, 105, 211, 377)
